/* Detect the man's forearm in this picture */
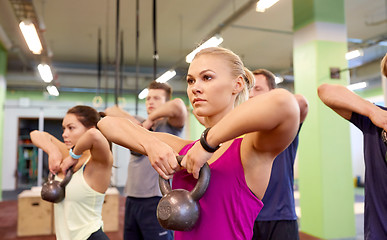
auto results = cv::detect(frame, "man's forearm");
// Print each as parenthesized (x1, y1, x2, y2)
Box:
(105, 105, 141, 124)
(148, 98, 186, 121)
(318, 83, 376, 120)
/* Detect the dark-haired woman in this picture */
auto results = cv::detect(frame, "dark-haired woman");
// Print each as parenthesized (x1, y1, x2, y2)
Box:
(31, 105, 113, 240)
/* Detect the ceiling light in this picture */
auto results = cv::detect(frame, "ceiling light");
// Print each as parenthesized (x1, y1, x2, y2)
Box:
(46, 85, 59, 96)
(138, 70, 176, 99)
(378, 41, 387, 46)
(345, 49, 363, 60)
(138, 88, 149, 100)
(37, 64, 53, 83)
(186, 35, 224, 63)
(348, 38, 363, 44)
(19, 20, 43, 54)
(156, 70, 176, 83)
(256, 0, 280, 12)
(347, 82, 367, 91)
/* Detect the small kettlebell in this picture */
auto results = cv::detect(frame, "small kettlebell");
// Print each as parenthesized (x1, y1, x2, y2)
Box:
(157, 155, 211, 231)
(41, 168, 74, 203)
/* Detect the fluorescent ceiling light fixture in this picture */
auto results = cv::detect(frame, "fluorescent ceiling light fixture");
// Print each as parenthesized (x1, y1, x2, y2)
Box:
(19, 20, 43, 54)
(256, 0, 280, 12)
(345, 49, 363, 60)
(378, 41, 387, 46)
(186, 35, 224, 63)
(138, 88, 149, 100)
(46, 85, 59, 96)
(38, 64, 53, 83)
(156, 70, 176, 83)
(348, 38, 363, 44)
(274, 76, 283, 84)
(347, 82, 367, 91)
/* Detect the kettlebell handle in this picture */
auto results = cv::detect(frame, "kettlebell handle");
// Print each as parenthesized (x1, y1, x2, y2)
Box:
(159, 155, 211, 201)
(46, 167, 74, 188)
(60, 167, 74, 187)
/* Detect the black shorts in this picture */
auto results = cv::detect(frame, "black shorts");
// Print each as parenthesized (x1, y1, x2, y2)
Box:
(87, 228, 109, 240)
(124, 196, 173, 240)
(252, 220, 299, 240)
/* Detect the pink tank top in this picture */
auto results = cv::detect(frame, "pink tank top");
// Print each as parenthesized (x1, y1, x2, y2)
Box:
(173, 138, 263, 240)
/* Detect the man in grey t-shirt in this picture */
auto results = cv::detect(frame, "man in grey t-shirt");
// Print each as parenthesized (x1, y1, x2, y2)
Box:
(105, 81, 187, 240)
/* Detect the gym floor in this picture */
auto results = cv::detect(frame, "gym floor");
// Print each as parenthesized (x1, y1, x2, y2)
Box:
(0, 187, 365, 240)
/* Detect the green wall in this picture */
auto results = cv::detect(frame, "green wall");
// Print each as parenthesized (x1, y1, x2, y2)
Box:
(187, 106, 205, 140)
(356, 87, 383, 99)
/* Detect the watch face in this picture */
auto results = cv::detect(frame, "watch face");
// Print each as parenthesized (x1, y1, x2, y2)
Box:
(382, 130, 387, 144)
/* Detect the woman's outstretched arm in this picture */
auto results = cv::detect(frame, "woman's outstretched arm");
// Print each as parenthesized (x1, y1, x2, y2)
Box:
(98, 116, 190, 179)
(183, 88, 300, 178)
(30, 130, 68, 173)
(60, 128, 113, 172)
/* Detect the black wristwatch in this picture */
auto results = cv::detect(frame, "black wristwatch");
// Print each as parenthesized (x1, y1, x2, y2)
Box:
(200, 128, 221, 153)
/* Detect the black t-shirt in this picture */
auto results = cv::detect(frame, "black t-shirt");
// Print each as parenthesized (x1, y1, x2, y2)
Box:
(350, 106, 387, 239)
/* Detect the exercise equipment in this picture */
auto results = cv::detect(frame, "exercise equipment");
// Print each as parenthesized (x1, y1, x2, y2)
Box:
(135, 0, 140, 115)
(114, 0, 120, 106)
(93, 28, 103, 108)
(41, 169, 73, 203)
(157, 155, 211, 231)
(152, 0, 158, 82)
(92, 95, 103, 108)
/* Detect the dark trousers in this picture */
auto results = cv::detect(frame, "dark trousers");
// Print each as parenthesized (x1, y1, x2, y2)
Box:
(124, 196, 173, 240)
(87, 228, 110, 240)
(252, 220, 300, 240)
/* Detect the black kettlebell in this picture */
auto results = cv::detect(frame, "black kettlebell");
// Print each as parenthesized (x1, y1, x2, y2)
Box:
(41, 168, 74, 203)
(157, 155, 211, 231)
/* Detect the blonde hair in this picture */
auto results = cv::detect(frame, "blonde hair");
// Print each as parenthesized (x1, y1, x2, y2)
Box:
(194, 47, 255, 107)
(381, 53, 387, 78)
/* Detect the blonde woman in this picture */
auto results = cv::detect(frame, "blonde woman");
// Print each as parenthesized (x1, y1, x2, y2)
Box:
(98, 47, 299, 240)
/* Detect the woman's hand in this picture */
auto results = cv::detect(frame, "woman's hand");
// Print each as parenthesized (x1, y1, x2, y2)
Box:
(60, 155, 78, 174)
(181, 141, 213, 179)
(145, 140, 180, 179)
(48, 151, 63, 174)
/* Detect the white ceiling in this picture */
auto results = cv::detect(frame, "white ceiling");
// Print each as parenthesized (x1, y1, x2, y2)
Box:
(0, 0, 386, 95)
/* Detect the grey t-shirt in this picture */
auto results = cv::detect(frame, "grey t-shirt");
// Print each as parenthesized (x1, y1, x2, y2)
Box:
(124, 118, 184, 197)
